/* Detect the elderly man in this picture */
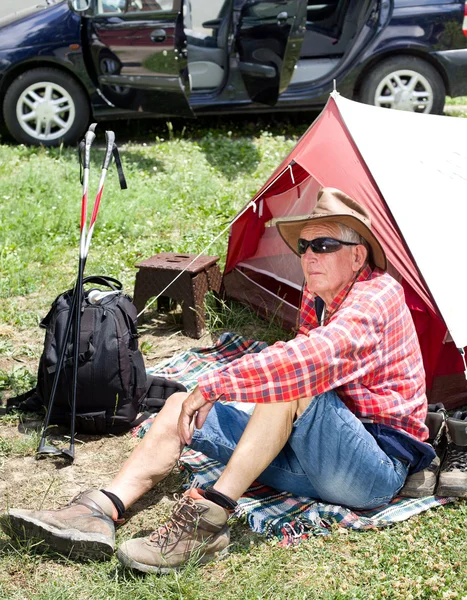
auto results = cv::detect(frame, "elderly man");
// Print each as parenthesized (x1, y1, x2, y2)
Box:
(2, 188, 434, 574)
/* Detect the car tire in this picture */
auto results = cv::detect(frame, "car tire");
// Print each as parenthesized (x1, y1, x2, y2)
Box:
(359, 56, 445, 115)
(3, 68, 90, 146)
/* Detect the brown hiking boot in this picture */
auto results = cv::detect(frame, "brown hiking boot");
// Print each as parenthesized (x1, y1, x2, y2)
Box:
(399, 404, 447, 498)
(0, 490, 116, 559)
(116, 488, 230, 574)
(436, 412, 467, 498)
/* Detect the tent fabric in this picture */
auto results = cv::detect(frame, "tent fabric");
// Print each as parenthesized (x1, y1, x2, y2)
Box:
(333, 95, 467, 349)
(224, 163, 309, 272)
(223, 93, 467, 390)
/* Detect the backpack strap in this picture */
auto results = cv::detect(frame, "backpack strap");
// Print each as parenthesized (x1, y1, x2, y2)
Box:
(40, 277, 122, 330)
(6, 388, 43, 413)
(47, 308, 95, 374)
(144, 375, 187, 406)
(82, 276, 122, 290)
(129, 375, 187, 429)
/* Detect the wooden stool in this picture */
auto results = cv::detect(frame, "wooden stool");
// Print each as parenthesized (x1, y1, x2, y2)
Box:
(133, 253, 222, 338)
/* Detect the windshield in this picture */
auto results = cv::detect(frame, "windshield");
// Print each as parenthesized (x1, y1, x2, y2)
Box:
(0, 0, 65, 25)
(1, 0, 63, 15)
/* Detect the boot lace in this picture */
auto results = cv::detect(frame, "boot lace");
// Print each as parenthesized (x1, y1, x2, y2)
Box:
(148, 494, 201, 552)
(442, 444, 467, 473)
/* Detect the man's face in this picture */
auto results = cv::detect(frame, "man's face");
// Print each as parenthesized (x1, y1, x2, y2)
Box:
(299, 222, 367, 305)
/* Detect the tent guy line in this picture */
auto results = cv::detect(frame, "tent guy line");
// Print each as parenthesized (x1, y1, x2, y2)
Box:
(141, 92, 467, 399)
(222, 92, 467, 401)
(136, 199, 258, 318)
(137, 157, 300, 318)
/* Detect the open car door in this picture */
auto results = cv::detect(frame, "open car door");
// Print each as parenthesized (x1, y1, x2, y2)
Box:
(87, 0, 193, 116)
(235, 0, 307, 105)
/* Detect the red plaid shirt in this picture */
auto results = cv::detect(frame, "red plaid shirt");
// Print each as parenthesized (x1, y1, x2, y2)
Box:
(199, 265, 429, 441)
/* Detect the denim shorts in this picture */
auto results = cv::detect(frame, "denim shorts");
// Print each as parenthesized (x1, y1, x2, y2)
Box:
(190, 391, 408, 510)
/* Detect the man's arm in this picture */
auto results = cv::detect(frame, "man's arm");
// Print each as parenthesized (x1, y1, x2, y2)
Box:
(197, 301, 387, 405)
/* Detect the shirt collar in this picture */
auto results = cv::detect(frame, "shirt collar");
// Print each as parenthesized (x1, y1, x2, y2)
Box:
(311, 264, 373, 324)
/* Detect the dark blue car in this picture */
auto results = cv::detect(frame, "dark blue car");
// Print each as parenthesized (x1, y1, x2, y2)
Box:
(0, 0, 466, 145)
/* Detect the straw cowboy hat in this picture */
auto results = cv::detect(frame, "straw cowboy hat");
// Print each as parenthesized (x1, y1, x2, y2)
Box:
(276, 187, 387, 270)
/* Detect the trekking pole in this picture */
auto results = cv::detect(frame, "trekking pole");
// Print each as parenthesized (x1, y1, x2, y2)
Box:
(37, 123, 97, 458)
(64, 130, 116, 461)
(36, 129, 126, 461)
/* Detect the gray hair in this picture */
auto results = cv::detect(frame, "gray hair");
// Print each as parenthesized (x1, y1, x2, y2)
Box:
(337, 223, 370, 258)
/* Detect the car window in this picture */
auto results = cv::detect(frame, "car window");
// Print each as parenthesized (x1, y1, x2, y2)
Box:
(97, 0, 177, 14)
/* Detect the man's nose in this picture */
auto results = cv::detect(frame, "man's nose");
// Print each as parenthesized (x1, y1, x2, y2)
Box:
(303, 247, 317, 261)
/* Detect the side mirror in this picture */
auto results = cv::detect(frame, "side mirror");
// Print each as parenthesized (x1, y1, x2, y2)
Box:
(69, 0, 91, 12)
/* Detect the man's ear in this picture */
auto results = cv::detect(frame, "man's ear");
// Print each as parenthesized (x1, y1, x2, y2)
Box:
(352, 245, 368, 272)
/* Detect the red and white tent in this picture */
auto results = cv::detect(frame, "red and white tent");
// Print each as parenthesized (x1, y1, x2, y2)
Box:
(223, 93, 467, 405)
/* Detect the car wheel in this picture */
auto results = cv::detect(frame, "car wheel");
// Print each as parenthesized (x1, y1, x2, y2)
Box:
(3, 68, 90, 146)
(359, 56, 445, 115)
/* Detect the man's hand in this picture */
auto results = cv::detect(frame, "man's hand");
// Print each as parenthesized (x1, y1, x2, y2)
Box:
(178, 386, 214, 446)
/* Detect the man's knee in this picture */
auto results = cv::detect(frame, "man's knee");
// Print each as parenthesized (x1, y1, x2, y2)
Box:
(159, 391, 189, 422)
(165, 391, 189, 408)
(254, 399, 302, 418)
(253, 397, 312, 420)
(145, 391, 188, 438)
(251, 401, 298, 441)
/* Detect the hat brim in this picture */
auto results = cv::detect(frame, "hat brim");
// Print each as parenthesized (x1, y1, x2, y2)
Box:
(276, 214, 387, 271)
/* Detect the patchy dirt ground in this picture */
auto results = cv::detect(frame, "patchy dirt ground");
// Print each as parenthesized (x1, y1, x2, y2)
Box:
(0, 308, 215, 519)
(0, 306, 213, 375)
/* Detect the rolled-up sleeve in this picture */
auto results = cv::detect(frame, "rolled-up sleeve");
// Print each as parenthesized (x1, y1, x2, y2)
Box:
(198, 304, 383, 404)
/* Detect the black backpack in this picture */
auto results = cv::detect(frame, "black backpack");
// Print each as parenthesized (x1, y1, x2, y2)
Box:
(10, 276, 186, 434)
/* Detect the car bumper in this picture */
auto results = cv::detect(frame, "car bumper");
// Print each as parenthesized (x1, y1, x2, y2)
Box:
(432, 48, 467, 97)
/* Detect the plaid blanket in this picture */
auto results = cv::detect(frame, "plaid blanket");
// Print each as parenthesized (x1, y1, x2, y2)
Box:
(137, 332, 454, 546)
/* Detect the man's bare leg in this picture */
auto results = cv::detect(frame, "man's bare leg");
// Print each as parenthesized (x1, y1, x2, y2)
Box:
(105, 391, 189, 508)
(212, 398, 309, 501)
(0, 392, 191, 560)
(115, 397, 310, 572)
(2, 392, 310, 566)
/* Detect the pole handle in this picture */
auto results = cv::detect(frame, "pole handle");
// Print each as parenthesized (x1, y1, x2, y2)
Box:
(102, 131, 116, 170)
(79, 123, 98, 183)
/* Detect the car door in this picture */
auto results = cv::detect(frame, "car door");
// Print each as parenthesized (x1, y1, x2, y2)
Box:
(88, 0, 193, 115)
(235, 0, 307, 105)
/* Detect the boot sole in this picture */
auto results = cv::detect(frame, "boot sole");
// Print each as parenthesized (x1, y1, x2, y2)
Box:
(435, 485, 467, 498)
(399, 487, 436, 498)
(116, 546, 229, 575)
(399, 477, 437, 498)
(0, 512, 114, 560)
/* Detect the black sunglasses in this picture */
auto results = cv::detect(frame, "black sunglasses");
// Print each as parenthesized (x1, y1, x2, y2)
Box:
(297, 237, 359, 255)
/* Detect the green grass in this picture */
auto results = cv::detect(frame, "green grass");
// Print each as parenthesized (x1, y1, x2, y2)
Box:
(0, 367, 36, 397)
(445, 96, 467, 106)
(0, 504, 466, 599)
(1, 114, 467, 599)
(444, 97, 467, 118)
(0, 118, 306, 310)
(204, 293, 294, 346)
(0, 428, 40, 459)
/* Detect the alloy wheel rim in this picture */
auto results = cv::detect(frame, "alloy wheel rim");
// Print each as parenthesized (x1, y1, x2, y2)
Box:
(374, 69, 434, 113)
(16, 81, 76, 141)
